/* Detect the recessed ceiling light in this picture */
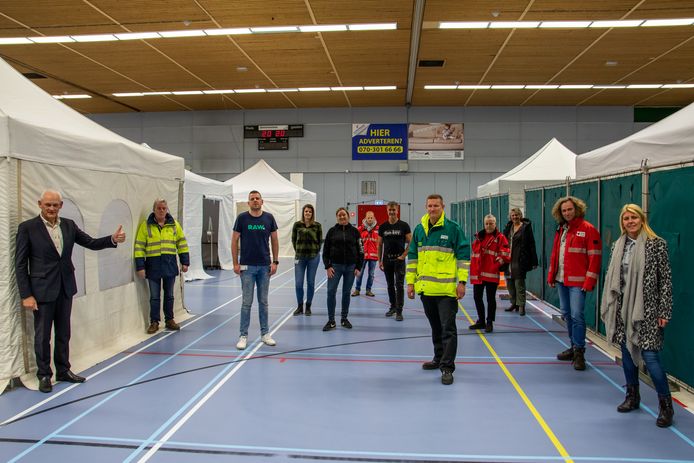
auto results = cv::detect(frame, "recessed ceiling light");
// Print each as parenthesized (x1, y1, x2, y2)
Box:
(236, 66, 248, 72)
(605, 60, 619, 66)
(29, 36, 74, 43)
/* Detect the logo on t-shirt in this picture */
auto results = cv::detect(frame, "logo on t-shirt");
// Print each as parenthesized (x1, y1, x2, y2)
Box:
(248, 224, 266, 230)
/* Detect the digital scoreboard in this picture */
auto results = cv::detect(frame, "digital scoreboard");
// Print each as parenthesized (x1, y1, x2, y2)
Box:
(244, 124, 304, 150)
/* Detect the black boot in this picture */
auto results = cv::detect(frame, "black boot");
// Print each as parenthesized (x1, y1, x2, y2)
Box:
(304, 302, 312, 316)
(617, 384, 640, 413)
(556, 346, 574, 361)
(293, 303, 304, 316)
(656, 394, 674, 428)
(573, 347, 586, 371)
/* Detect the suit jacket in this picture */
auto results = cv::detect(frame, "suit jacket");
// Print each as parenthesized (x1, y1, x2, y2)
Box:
(15, 215, 117, 302)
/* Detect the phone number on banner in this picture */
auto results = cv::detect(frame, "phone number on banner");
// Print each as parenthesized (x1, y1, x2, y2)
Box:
(357, 146, 404, 154)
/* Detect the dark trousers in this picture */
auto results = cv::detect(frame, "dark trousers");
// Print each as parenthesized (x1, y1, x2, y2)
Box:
(148, 276, 176, 322)
(421, 295, 459, 372)
(382, 259, 406, 311)
(34, 291, 73, 378)
(473, 281, 498, 323)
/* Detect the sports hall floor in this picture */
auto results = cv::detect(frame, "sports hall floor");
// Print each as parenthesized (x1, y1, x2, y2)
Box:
(1, 265, 693, 463)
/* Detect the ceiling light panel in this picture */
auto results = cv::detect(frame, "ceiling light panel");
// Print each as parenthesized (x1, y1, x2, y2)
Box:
(300, 25, 348, 32)
(71, 34, 118, 42)
(29, 36, 74, 43)
(204, 28, 252, 35)
(348, 23, 397, 31)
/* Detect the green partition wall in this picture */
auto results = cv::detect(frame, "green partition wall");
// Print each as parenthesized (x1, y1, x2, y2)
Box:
(648, 166, 694, 387)
(524, 189, 544, 298)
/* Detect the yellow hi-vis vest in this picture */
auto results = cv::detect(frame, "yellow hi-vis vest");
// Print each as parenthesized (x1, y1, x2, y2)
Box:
(406, 212, 468, 297)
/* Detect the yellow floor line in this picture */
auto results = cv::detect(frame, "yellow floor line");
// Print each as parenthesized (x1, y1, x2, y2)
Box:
(459, 302, 574, 463)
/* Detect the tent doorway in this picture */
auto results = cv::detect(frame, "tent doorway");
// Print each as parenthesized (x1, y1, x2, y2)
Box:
(202, 197, 221, 269)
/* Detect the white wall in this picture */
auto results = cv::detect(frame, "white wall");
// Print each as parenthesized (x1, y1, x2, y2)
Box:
(90, 106, 644, 227)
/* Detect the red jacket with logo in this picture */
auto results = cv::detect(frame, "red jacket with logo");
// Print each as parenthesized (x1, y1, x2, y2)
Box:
(547, 217, 602, 291)
(358, 222, 379, 261)
(470, 229, 510, 284)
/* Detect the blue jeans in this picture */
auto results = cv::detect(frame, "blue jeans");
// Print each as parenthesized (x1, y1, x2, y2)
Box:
(354, 259, 377, 291)
(327, 264, 356, 320)
(239, 265, 270, 336)
(295, 254, 320, 304)
(148, 276, 176, 322)
(556, 283, 586, 349)
(621, 344, 671, 396)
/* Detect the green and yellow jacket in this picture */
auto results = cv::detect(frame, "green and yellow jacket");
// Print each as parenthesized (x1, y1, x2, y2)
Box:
(134, 213, 189, 280)
(406, 211, 468, 297)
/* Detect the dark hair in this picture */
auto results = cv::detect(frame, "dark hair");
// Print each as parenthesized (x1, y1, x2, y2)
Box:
(248, 190, 262, 199)
(387, 201, 399, 208)
(302, 204, 315, 225)
(335, 207, 348, 216)
(426, 194, 444, 204)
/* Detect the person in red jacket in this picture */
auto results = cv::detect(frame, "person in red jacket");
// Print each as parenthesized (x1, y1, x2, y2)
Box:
(547, 196, 602, 371)
(469, 214, 510, 333)
(352, 210, 379, 297)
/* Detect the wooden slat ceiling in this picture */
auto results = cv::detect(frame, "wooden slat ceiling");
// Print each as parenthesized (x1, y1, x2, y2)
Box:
(1, 0, 694, 113)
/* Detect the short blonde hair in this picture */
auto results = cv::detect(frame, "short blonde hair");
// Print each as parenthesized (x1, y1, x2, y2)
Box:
(484, 214, 497, 224)
(619, 203, 658, 239)
(509, 207, 523, 218)
(551, 196, 587, 224)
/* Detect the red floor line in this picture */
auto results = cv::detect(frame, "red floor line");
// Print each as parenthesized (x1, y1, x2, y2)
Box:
(122, 350, 615, 366)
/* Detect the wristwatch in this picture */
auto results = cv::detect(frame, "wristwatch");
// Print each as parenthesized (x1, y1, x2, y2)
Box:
(273, 260, 279, 265)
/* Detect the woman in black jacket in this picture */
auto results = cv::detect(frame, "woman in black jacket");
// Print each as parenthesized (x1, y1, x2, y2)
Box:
(322, 207, 363, 331)
(502, 208, 538, 316)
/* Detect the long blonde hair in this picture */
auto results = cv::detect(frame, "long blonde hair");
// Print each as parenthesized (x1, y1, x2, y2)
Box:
(619, 203, 658, 239)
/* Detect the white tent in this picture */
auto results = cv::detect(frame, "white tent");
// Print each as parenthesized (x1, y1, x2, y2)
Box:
(477, 138, 576, 211)
(0, 57, 185, 390)
(576, 103, 694, 178)
(224, 160, 317, 258)
(183, 170, 234, 280)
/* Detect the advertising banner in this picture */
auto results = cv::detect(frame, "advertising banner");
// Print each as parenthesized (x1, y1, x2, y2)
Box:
(352, 123, 408, 160)
(408, 123, 464, 160)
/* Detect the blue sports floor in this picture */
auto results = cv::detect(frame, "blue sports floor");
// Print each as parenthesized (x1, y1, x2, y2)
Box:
(1, 264, 693, 463)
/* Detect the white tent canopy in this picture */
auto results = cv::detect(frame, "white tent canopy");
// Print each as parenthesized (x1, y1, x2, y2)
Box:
(577, 103, 694, 178)
(224, 160, 317, 258)
(477, 138, 576, 211)
(0, 57, 185, 390)
(183, 170, 234, 280)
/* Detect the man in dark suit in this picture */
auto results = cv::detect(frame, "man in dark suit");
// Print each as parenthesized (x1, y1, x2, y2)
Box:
(15, 190, 127, 393)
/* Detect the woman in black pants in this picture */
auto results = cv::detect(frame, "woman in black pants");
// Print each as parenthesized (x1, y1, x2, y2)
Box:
(502, 208, 538, 316)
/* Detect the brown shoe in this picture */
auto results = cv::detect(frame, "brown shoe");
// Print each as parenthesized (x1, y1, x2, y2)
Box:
(165, 319, 180, 331)
(147, 321, 159, 334)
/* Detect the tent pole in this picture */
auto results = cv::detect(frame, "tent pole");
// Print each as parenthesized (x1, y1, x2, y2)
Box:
(177, 179, 189, 313)
(640, 159, 650, 217)
(16, 159, 31, 375)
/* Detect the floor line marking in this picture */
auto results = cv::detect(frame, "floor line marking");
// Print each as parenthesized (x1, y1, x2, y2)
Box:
(4, 268, 296, 460)
(129, 276, 329, 462)
(0, 266, 293, 427)
(523, 308, 694, 448)
(459, 302, 574, 463)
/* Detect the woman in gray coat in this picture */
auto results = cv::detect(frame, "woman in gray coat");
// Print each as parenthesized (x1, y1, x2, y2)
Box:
(601, 204, 673, 427)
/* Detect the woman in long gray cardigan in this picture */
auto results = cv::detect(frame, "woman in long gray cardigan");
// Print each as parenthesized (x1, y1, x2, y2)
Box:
(600, 203, 674, 428)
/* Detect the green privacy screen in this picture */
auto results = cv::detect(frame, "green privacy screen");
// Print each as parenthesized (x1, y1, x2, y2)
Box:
(647, 167, 693, 387)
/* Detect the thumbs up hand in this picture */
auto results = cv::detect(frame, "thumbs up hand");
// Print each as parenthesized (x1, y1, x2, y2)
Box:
(112, 224, 126, 243)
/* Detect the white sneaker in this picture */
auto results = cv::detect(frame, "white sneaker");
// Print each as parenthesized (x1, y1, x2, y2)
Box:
(236, 335, 247, 350)
(261, 334, 276, 346)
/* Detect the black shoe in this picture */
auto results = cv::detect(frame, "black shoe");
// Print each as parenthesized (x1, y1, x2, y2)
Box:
(505, 305, 518, 312)
(293, 304, 304, 316)
(422, 360, 440, 370)
(519, 306, 526, 316)
(556, 346, 574, 361)
(38, 376, 52, 393)
(468, 321, 485, 330)
(573, 347, 586, 371)
(395, 312, 404, 321)
(441, 370, 454, 385)
(617, 384, 640, 413)
(656, 394, 674, 428)
(56, 370, 86, 383)
(341, 318, 353, 329)
(305, 303, 312, 316)
(385, 308, 396, 317)
(322, 320, 336, 331)
(485, 321, 493, 333)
